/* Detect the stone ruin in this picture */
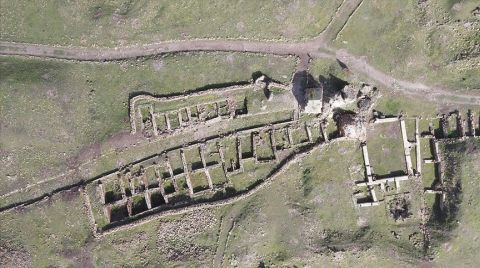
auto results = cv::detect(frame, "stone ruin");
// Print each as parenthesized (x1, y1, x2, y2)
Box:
(420, 109, 480, 211)
(354, 113, 419, 207)
(129, 77, 294, 138)
(131, 93, 245, 138)
(322, 83, 376, 116)
(80, 75, 345, 232)
(303, 86, 323, 114)
(334, 112, 367, 140)
(85, 114, 330, 234)
(332, 83, 377, 141)
(435, 110, 478, 139)
(356, 108, 480, 210)
(293, 71, 378, 135)
(354, 141, 412, 208)
(255, 75, 273, 101)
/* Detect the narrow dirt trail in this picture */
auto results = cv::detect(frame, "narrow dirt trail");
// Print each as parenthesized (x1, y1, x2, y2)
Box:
(213, 204, 243, 268)
(316, 0, 364, 43)
(0, 0, 477, 106)
(2, 38, 478, 106)
(0, 39, 313, 61)
(320, 48, 480, 105)
(0, 0, 362, 61)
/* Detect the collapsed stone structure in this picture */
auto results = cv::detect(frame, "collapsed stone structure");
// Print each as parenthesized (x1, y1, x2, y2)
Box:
(467, 110, 477, 137)
(335, 112, 367, 140)
(387, 195, 412, 221)
(423, 138, 447, 210)
(82, 74, 338, 234)
(130, 78, 294, 138)
(332, 83, 377, 141)
(354, 141, 412, 208)
(87, 117, 329, 233)
(322, 83, 375, 115)
(130, 89, 246, 137)
(327, 85, 357, 109)
(255, 75, 273, 100)
(62, 69, 480, 235)
(420, 110, 479, 210)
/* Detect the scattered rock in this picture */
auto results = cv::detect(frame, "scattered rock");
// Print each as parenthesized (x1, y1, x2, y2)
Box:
(387, 196, 412, 221)
(334, 112, 367, 140)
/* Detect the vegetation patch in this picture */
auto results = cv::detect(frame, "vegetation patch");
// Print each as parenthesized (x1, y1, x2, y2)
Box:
(335, 0, 480, 89)
(0, 0, 343, 46)
(190, 171, 210, 193)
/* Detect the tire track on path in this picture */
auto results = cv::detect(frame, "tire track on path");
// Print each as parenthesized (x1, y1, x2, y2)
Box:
(316, 0, 364, 43)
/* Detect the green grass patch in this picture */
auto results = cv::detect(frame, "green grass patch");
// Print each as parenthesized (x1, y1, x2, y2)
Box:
(209, 166, 228, 186)
(366, 122, 407, 176)
(221, 137, 239, 172)
(0, 190, 91, 267)
(334, 0, 480, 90)
(0, 0, 343, 46)
(189, 171, 210, 192)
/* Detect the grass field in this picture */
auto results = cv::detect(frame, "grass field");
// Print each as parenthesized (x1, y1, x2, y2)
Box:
(0, 53, 296, 195)
(431, 139, 480, 265)
(334, 0, 480, 90)
(366, 122, 407, 176)
(0, 189, 91, 267)
(309, 57, 351, 83)
(0, 0, 343, 46)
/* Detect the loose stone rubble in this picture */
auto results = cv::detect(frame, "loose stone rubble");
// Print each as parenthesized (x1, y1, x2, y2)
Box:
(335, 113, 367, 140)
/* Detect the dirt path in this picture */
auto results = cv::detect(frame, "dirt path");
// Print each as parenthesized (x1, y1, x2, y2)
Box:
(1, 0, 478, 106)
(2, 39, 477, 106)
(0, 0, 361, 61)
(0, 39, 313, 60)
(213, 205, 243, 268)
(321, 48, 480, 105)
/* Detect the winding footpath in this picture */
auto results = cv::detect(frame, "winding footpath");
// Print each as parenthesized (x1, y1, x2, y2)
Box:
(0, 39, 310, 61)
(0, 0, 361, 60)
(3, 39, 478, 106)
(1, 0, 478, 106)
